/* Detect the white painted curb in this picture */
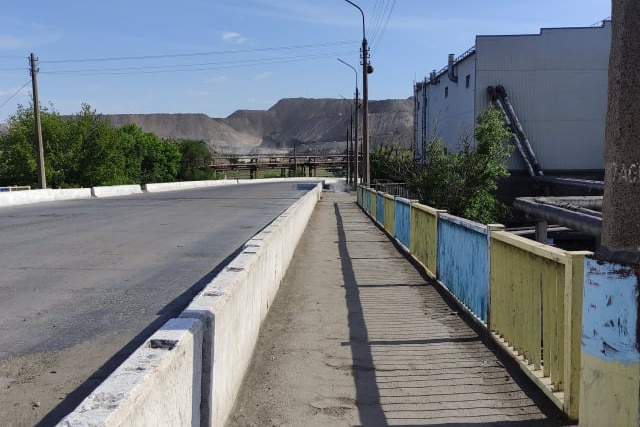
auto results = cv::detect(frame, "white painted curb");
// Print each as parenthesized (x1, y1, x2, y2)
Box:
(144, 180, 238, 193)
(0, 188, 92, 207)
(57, 318, 203, 427)
(91, 185, 143, 198)
(180, 182, 322, 427)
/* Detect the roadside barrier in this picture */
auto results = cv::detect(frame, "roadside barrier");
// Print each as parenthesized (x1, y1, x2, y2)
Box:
(56, 179, 325, 426)
(357, 185, 594, 422)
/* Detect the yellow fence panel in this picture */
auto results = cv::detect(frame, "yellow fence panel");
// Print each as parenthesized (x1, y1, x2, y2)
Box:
(370, 191, 377, 221)
(409, 203, 441, 278)
(383, 194, 395, 236)
(490, 230, 589, 420)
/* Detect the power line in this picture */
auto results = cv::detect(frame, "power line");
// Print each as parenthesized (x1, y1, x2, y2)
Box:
(39, 40, 359, 64)
(372, 0, 396, 53)
(0, 80, 31, 111)
(40, 51, 358, 76)
(368, 0, 387, 44)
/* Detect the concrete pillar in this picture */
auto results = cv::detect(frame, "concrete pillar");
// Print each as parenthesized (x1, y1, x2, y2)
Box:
(534, 220, 548, 244)
(581, 2, 640, 426)
(600, 0, 640, 262)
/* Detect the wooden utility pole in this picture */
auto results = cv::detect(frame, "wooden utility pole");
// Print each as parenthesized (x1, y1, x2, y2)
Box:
(30, 53, 46, 189)
(599, 0, 640, 264)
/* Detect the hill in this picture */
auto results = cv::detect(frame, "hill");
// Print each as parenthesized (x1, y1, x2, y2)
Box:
(105, 97, 414, 154)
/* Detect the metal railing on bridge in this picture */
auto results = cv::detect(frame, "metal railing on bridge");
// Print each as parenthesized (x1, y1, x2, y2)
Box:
(357, 185, 589, 422)
(0, 186, 31, 192)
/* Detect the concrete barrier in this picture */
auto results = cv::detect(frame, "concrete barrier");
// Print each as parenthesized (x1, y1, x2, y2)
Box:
(91, 185, 143, 198)
(144, 180, 237, 193)
(54, 180, 325, 426)
(0, 188, 92, 207)
(57, 318, 203, 427)
(180, 182, 322, 427)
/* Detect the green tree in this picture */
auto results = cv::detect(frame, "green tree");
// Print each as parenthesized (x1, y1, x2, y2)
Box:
(370, 143, 414, 183)
(67, 104, 128, 186)
(413, 105, 513, 223)
(370, 105, 513, 223)
(117, 124, 180, 184)
(0, 103, 181, 187)
(177, 139, 217, 181)
(0, 105, 40, 187)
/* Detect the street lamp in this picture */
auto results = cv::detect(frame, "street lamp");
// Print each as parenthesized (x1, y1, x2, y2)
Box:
(342, 0, 372, 186)
(337, 58, 359, 186)
(339, 96, 353, 185)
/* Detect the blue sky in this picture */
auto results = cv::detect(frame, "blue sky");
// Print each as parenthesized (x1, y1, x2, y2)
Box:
(0, 0, 610, 122)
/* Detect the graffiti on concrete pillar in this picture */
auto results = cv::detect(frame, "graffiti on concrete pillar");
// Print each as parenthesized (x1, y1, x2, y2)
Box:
(607, 161, 640, 184)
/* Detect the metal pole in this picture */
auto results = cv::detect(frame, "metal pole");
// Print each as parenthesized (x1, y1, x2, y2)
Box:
(362, 38, 369, 185)
(349, 114, 353, 185)
(30, 53, 46, 189)
(346, 123, 350, 184)
(342, 0, 370, 186)
(337, 57, 359, 186)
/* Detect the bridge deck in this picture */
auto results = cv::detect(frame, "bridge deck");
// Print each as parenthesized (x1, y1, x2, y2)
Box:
(228, 191, 571, 426)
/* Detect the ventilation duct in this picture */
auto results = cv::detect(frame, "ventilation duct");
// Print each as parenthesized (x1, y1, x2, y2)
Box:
(447, 54, 458, 83)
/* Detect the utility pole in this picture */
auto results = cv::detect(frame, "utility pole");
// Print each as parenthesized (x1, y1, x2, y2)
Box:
(30, 53, 46, 189)
(354, 86, 359, 185)
(599, 0, 640, 264)
(343, 0, 372, 186)
(337, 58, 360, 186)
(361, 37, 370, 186)
(346, 123, 350, 184)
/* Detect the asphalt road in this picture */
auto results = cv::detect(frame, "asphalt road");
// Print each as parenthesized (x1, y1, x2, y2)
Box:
(0, 181, 315, 426)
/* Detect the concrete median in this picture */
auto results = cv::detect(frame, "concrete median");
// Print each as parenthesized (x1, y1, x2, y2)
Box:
(180, 182, 322, 427)
(0, 188, 92, 207)
(57, 318, 203, 427)
(91, 185, 143, 197)
(54, 180, 324, 426)
(144, 180, 237, 193)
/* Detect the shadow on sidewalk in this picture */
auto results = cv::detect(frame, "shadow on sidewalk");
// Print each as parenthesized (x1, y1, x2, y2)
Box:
(335, 202, 388, 426)
(333, 200, 571, 427)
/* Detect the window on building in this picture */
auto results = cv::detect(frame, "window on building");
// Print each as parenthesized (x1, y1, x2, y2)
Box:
(445, 86, 449, 98)
(466, 74, 471, 88)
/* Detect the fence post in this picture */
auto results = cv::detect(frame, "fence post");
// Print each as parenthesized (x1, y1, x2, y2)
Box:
(486, 224, 505, 331)
(563, 251, 590, 421)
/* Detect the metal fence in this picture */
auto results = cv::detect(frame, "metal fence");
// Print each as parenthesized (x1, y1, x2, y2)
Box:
(357, 184, 590, 421)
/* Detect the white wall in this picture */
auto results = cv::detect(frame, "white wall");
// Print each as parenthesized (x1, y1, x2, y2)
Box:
(476, 22, 611, 171)
(415, 21, 611, 173)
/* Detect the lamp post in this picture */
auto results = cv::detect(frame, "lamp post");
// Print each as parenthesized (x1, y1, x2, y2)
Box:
(337, 58, 359, 186)
(343, 0, 371, 186)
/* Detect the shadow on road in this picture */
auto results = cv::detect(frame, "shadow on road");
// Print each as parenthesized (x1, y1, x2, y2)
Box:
(333, 201, 571, 427)
(35, 244, 246, 427)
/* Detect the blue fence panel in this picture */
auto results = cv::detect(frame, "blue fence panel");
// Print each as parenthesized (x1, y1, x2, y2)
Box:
(436, 214, 490, 323)
(365, 188, 372, 214)
(376, 191, 385, 225)
(393, 197, 411, 249)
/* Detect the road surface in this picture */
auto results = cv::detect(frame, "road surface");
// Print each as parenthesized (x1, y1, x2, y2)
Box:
(0, 181, 314, 427)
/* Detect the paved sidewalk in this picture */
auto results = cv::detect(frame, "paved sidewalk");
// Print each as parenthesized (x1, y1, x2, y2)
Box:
(228, 191, 569, 427)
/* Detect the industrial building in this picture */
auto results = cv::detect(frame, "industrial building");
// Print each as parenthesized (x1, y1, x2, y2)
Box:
(414, 20, 611, 177)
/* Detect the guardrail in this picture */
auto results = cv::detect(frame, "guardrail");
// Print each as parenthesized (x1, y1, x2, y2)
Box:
(357, 185, 590, 421)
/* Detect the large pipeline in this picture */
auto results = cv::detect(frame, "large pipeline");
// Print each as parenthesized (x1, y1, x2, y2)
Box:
(514, 197, 602, 237)
(487, 86, 536, 176)
(495, 85, 543, 176)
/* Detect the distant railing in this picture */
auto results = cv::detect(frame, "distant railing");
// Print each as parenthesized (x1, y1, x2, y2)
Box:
(357, 185, 589, 421)
(0, 186, 31, 192)
(373, 182, 409, 198)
